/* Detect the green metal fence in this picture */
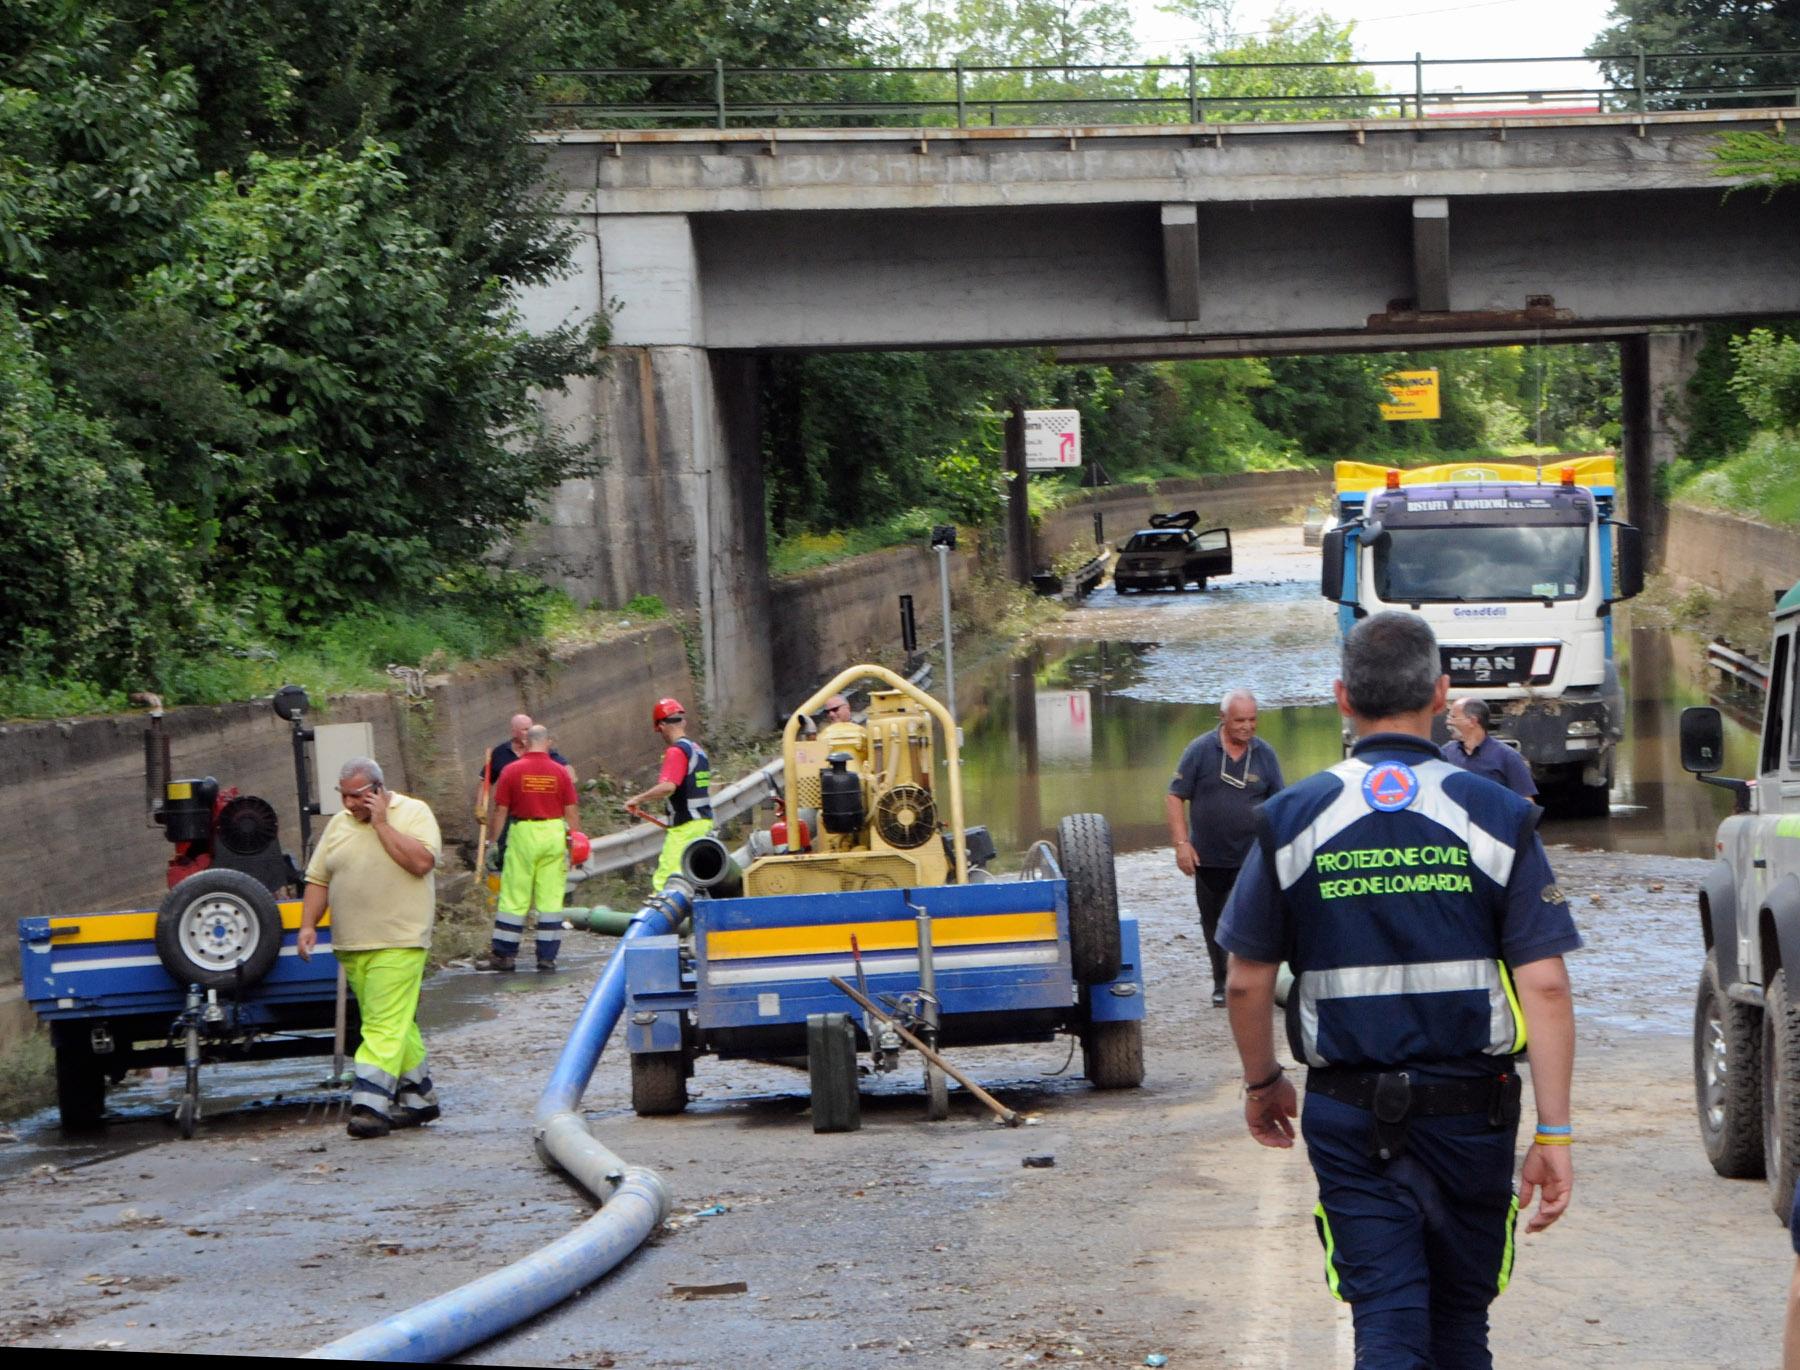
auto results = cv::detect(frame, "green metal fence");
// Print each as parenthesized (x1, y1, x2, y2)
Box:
(534, 50, 1800, 130)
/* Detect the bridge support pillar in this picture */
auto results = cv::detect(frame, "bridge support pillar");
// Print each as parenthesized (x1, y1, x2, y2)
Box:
(1411, 198, 1451, 313)
(525, 213, 776, 727)
(1620, 328, 1703, 572)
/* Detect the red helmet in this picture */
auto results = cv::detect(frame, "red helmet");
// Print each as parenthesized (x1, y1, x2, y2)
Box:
(567, 830, 592, 865)
(652, 697, 686, 729)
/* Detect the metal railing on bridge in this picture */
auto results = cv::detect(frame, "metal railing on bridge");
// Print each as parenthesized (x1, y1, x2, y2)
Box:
(535, 49, 1800, 131)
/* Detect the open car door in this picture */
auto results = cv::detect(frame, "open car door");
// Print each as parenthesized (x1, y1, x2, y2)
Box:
(1191, 527, 1233, 580)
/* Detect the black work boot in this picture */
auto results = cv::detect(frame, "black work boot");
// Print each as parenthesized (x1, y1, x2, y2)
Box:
(347, 1106, 392, 1139)
(476, 953, 516, 973)
(392, 1102, 441, 1128)
(1211, 979, 1226, 1007)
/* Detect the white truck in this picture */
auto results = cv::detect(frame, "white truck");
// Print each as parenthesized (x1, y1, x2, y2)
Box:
(1681, 593, 1800, 1219)
(1321, 457, 1645, 812)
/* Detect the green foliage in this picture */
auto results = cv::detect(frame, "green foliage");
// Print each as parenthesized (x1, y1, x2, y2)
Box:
(624, 594, 668, 619)
(1191, 10, 1380, 121)
(1589, 3, 1800, 110)
(1, 0, 603, 703)
(1677, 430, 1800, 527)
(1715, 130, 1800, 192)
(137, 142, 598, 621)
(1729, 328, 1800, 432)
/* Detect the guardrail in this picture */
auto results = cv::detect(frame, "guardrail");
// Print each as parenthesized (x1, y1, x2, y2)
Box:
(1707, 638, 1771, 693)
(535, 49, 1800, 130)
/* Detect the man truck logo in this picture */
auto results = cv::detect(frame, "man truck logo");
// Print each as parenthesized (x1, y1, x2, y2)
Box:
(1449, 654, 1518, 675)
(1362, 762, 1419, 812)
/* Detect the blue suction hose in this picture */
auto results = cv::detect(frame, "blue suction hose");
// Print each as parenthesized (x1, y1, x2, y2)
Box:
(307, 887, 692, 1361)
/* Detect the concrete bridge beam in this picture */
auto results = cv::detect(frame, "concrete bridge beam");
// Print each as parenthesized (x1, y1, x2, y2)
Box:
(1621, 326, 1703, 570)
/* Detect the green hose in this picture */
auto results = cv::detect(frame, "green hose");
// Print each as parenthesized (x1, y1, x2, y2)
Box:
(561, 906, 635, 936)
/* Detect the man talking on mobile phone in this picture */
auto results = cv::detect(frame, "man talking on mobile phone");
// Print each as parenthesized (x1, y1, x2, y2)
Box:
(297, 757, 443, 1140)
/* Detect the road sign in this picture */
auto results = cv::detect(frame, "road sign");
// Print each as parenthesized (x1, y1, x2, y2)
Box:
(1024, 409, 1082, 469)
(1380, 369, 1441, 421)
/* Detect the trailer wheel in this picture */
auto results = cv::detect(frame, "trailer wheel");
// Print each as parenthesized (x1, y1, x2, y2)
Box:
(1082, 1021, 1144, 1090)
(1058, 813, 1122, 984)
(808, 1012, 862, 1134)
(1765, 969, 1800, 1218)
(630, 1052, 688, 1116)
(51, 1022, 106, 1131)
(155, 869, 283, 990)
(1696, 951, 1764, 1178)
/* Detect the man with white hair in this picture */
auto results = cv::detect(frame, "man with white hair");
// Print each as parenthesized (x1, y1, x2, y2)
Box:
(1166, 688, 1285, 1006)
(298, 757, 443, 1139)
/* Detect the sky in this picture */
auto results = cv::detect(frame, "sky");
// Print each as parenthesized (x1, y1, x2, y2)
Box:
(1130, 0, 1622, 100)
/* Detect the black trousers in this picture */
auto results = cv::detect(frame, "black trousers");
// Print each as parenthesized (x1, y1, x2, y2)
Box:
(1193, 865, 1239, 988)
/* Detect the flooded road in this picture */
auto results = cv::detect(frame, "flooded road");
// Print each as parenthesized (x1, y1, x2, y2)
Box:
(956, 527, 1760, 862)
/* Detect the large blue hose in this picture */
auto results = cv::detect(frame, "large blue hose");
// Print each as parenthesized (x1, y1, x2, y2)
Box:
(308, 888, 692, 1362)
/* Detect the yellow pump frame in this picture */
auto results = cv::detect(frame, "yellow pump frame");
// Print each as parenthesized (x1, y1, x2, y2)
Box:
(781, 664, 969, 885)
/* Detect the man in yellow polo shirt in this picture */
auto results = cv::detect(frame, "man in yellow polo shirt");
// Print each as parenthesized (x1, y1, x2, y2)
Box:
(297, 757, 442, 1140)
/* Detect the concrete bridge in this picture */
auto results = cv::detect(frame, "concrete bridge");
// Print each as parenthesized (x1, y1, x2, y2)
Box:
(517, 107, 1800, 725)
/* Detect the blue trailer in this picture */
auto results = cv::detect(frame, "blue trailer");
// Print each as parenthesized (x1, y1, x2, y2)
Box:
(621, 665, 1145, 1129)
(17, 686, 355, 1136)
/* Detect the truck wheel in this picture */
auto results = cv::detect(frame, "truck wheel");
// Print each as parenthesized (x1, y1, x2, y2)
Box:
(155, 869, 283, 991)
(1058, 814, 1122, 985)
(1564, 782, 1610, 819)
(1695, 952, 1764, 1178)
(807, 1012, 861, 1134)
(630, 1052, 688, 1116)
(51, 1022, 106, 1132)
(1082, 1020, 1144, 1090)
(1764, 968, 1800, 1217)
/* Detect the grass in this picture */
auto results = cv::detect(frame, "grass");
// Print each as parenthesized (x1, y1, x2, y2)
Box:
(0, 1030, 56, 1125)
(0, 583, 683, 723)
(1674, 431, 1800, 527)
(769, 508, 959, 576)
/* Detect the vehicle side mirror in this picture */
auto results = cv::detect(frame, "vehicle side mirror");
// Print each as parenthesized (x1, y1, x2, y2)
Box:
(1680, 706, 1724, 775)
(1611, 521, 1644, 601)
(1321, 528, 1346, 602)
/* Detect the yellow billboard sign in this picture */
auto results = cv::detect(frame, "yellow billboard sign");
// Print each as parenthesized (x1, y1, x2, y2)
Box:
(1380, 369, 1441, 421)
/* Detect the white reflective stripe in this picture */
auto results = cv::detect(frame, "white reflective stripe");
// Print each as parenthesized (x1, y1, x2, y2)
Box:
(705, 946, 1062, 987)
(1274, 760, 1372, 889)
(1296, 957, 1518, 1064)
(1409, 760, 1517, 887)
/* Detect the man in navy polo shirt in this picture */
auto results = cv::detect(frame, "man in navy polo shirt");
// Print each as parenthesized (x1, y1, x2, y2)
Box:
(1442, 697, 1537, 801)
(1219, 611, 1579, 1369)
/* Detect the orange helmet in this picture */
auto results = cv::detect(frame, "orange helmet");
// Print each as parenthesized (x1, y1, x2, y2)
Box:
(652, 697, 686, 729)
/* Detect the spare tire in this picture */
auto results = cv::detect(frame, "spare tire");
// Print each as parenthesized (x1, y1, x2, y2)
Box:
(1058, 813, 1122, 984)
(155, 868, 283, 990)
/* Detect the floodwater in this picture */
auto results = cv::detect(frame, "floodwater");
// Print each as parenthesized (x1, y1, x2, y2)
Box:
(955, 539, 1761, 863)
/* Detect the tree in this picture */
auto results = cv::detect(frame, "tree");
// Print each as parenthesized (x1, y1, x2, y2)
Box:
(1588, 2, 1800, 109)
(1192, 9, 1380, 122)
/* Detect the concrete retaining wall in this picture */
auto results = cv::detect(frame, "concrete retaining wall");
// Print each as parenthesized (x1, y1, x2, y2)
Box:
(1037, 469, 1328, 565)
(769, 539, 981, 710)
(1665, 505, 1800, 602)
(0, 624, 694, 984)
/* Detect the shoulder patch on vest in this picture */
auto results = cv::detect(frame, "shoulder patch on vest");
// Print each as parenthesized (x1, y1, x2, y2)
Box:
(1362, 761, 1419, 812)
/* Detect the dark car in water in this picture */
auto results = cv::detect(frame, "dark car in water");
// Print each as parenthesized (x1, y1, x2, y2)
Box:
(1111, 511, 1233, 593)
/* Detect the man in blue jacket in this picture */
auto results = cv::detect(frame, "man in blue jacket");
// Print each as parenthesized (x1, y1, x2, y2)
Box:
(1220, 611, 1578, 1370)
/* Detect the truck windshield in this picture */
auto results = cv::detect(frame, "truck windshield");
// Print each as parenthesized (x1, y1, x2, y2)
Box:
(1372, 526, 1589, 602)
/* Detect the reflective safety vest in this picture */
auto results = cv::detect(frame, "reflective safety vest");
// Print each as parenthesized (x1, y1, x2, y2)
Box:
(667, 737, 713, 825)
(1258, 744, 1539, 1071)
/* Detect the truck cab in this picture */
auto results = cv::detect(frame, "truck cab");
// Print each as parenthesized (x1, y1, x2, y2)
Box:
(1682, 582, 1800, 1219)
(1322, 458, 1643, 810)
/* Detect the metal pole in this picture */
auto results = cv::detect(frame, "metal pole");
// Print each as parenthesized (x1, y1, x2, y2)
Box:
(1635, 48, 1647, 115)
(1414, 52, 1424, 118)
(1187, 56, 1198, 123)
(714, 58, 726, 130)
(936, 542, 957, 723)
(955, 59, 966, 129)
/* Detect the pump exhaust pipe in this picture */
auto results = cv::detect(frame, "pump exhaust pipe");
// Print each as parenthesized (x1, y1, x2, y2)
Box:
(680, 835, 743, 897)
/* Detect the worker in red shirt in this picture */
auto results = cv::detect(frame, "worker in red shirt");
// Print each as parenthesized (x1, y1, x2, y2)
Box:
(626, 697, 714, 893)
(480, 725, 579, 972)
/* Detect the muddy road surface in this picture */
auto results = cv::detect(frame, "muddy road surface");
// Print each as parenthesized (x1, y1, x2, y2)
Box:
(0, 846, 1787, 1367)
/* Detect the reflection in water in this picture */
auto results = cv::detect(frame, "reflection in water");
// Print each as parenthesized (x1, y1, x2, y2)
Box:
(957, 580, 1759, 862)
